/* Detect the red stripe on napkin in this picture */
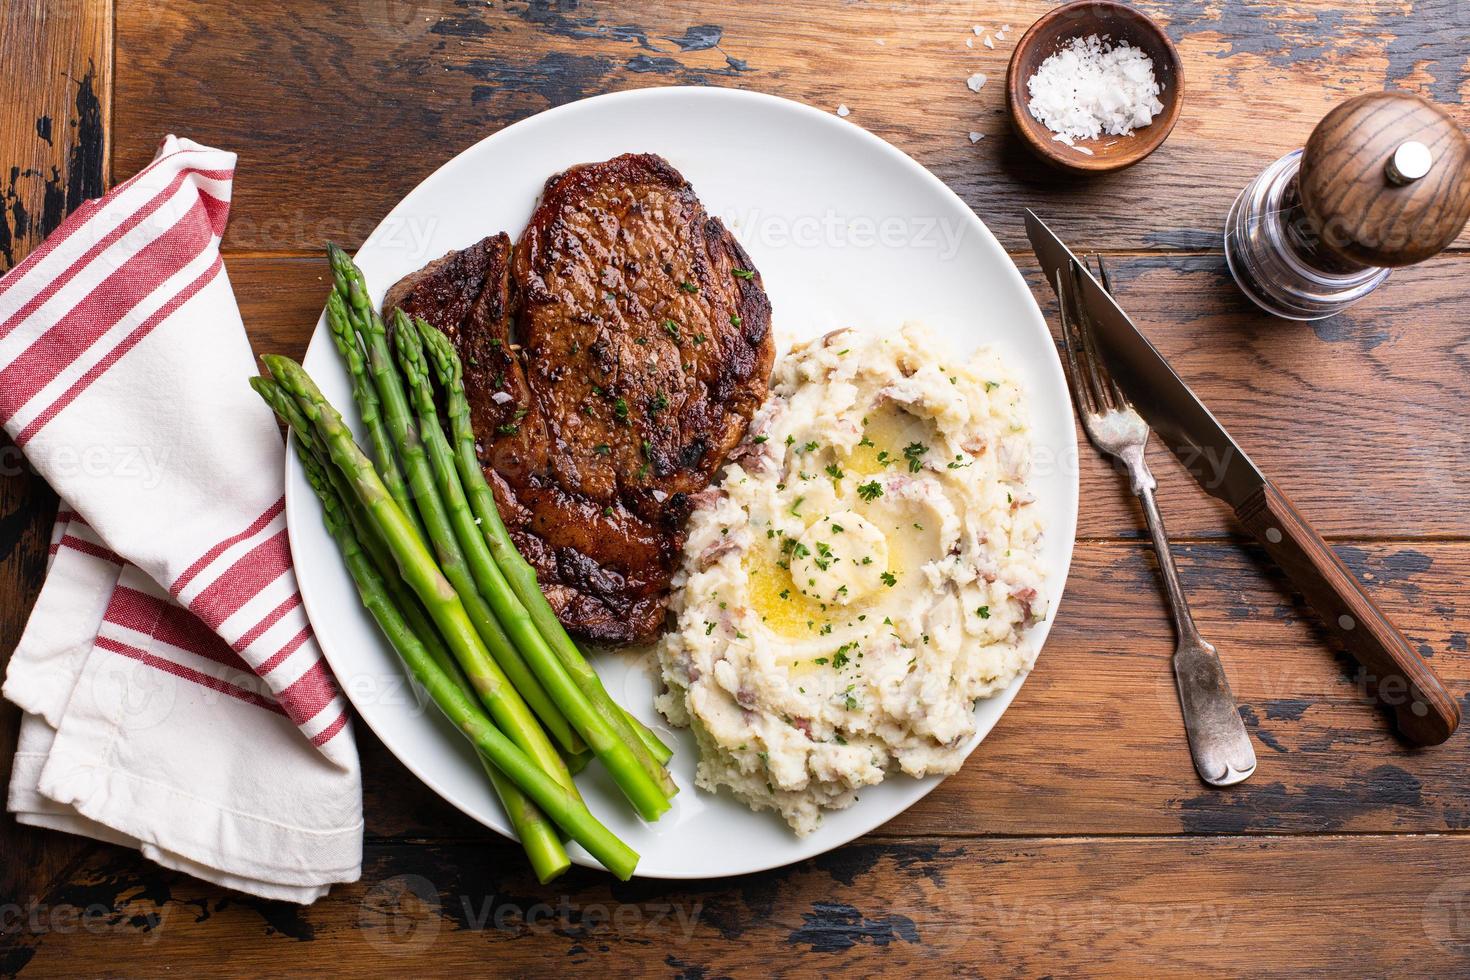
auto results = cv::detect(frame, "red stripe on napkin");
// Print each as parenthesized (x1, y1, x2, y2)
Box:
(14, 257, 224, 446)
(95, 635, 286, 716)
(0, 166, 233, 344)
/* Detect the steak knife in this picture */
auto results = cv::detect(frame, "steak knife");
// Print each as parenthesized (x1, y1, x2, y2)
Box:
(1026, 210, 1459, 746)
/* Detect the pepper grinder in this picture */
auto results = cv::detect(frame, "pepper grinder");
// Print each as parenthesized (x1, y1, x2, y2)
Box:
(1225, 91, 1470, 321)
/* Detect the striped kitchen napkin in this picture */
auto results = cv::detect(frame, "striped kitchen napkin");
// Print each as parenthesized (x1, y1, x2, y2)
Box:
(0, 136, 362, 902)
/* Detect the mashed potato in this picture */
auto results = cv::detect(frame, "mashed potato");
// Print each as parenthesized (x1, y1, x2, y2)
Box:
(656, 323, 1047, 834)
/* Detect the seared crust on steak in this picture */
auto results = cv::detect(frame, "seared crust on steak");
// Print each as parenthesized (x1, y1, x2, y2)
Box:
(384, 153, 773, 643)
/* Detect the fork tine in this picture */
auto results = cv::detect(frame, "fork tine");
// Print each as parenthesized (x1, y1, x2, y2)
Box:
(1054, 267, 1099, 419)
(1088, 254, 1133, 410)
(1093, 252, 1115, 295)
(1069, 258, 1117, 413)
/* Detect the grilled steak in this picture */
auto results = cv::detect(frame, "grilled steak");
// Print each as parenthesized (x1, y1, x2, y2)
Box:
(385, 153, 773, 643)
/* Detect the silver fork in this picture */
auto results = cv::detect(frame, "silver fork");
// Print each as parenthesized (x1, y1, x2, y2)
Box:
(1056, 256, 1257, 787)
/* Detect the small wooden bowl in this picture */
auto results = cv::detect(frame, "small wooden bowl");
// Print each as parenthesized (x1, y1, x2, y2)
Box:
(1005, 0, 1184, 174)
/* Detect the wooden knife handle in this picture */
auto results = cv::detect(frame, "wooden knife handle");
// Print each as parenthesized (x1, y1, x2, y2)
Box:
(1235, 481, 1459, 745)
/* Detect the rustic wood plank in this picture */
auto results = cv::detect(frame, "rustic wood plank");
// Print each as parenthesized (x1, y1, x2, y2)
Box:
(227, 251, 1470, 540)
(112, 0, 1470, 255)
(6, 834, 1470, 976)
(0, 0, 111, 912)
(0, 0, 109, 273)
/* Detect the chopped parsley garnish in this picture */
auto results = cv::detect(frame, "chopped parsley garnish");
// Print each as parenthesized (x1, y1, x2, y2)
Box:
(733, 268, 755, 280)
(613, 397, 629, 420)
(832, 644, 853, 669)
(753, 434, 769, 444)
(679, 280, 699, 293)
(661, 319, 682, 342)
(496, 423, 519, 435)
(730, 313, 742, 327)
(880, 571, 897, 587)
(856, 480, 883, 501)
(986, 381, 1000, 392)
(977, 605, 990, 619)
(903, 441, 929, 472)
(649, 391, 669, 412)
(594, 443, 611, 455)
(824, 463, 845, 480)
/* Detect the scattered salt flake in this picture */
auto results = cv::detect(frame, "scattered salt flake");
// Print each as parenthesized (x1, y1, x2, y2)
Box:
(1074, 146, 1095, 156)
(983, 35, 995, 48)
(874, 38, 886, 46)
(1001, 24, 1011, 32)
(969, 132, 985, 143)
(965, 37, 974, 48)
(491, 391, 513, 404)
(653, 489, 669, 503)
(972, 25, 984, 35)
(966, 72, 988, 92)
(1052, 132, 1076, 147)
(836, 104, 851, 117)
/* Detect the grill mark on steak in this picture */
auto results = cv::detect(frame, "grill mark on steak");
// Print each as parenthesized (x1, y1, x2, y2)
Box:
(385, 153, 773, 643)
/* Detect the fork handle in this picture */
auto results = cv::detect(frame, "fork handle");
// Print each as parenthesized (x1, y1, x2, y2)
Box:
(1236, 481, 1459, 745)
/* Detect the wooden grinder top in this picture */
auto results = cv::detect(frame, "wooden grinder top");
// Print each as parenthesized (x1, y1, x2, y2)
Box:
(1299, 91, 1470, 268)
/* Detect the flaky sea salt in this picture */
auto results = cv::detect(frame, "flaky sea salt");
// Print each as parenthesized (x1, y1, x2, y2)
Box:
(966, 72, 987, 92)
(836, 104, 851, 117)
(1026, 35, 1164, 142)
(969, 132, 985, 143)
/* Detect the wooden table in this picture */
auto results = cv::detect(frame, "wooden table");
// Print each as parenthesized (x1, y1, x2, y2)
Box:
(3, 1, 1469, 975)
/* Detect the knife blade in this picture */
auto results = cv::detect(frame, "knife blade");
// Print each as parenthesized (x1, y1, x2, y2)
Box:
(1025, 209, 1459, 746)
(1025, 211, 1264, 508)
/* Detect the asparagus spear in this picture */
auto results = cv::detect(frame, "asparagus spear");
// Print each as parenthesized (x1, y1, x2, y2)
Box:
(262, 354, 579, 801)
(293, 452, 621, 880)
(323, 248, 583, 759)
(253, 376, 451, 691)
(394, 311, 671, 821)
(281, 407, 571, 883)
(413, 317, 677, 772)
(323, 287, 425, 544)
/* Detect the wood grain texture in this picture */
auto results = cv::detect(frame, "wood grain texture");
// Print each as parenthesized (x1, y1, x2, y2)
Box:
(0, 0, 110, 914)
(111, 0, 1470, 255)
(5, 834, 1470, 976)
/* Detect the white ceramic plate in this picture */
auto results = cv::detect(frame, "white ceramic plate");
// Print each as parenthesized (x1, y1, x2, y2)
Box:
(289, 86, 1078, 878)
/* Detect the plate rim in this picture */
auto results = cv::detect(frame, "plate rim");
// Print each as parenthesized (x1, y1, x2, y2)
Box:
(286, 84, 1079, 879)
